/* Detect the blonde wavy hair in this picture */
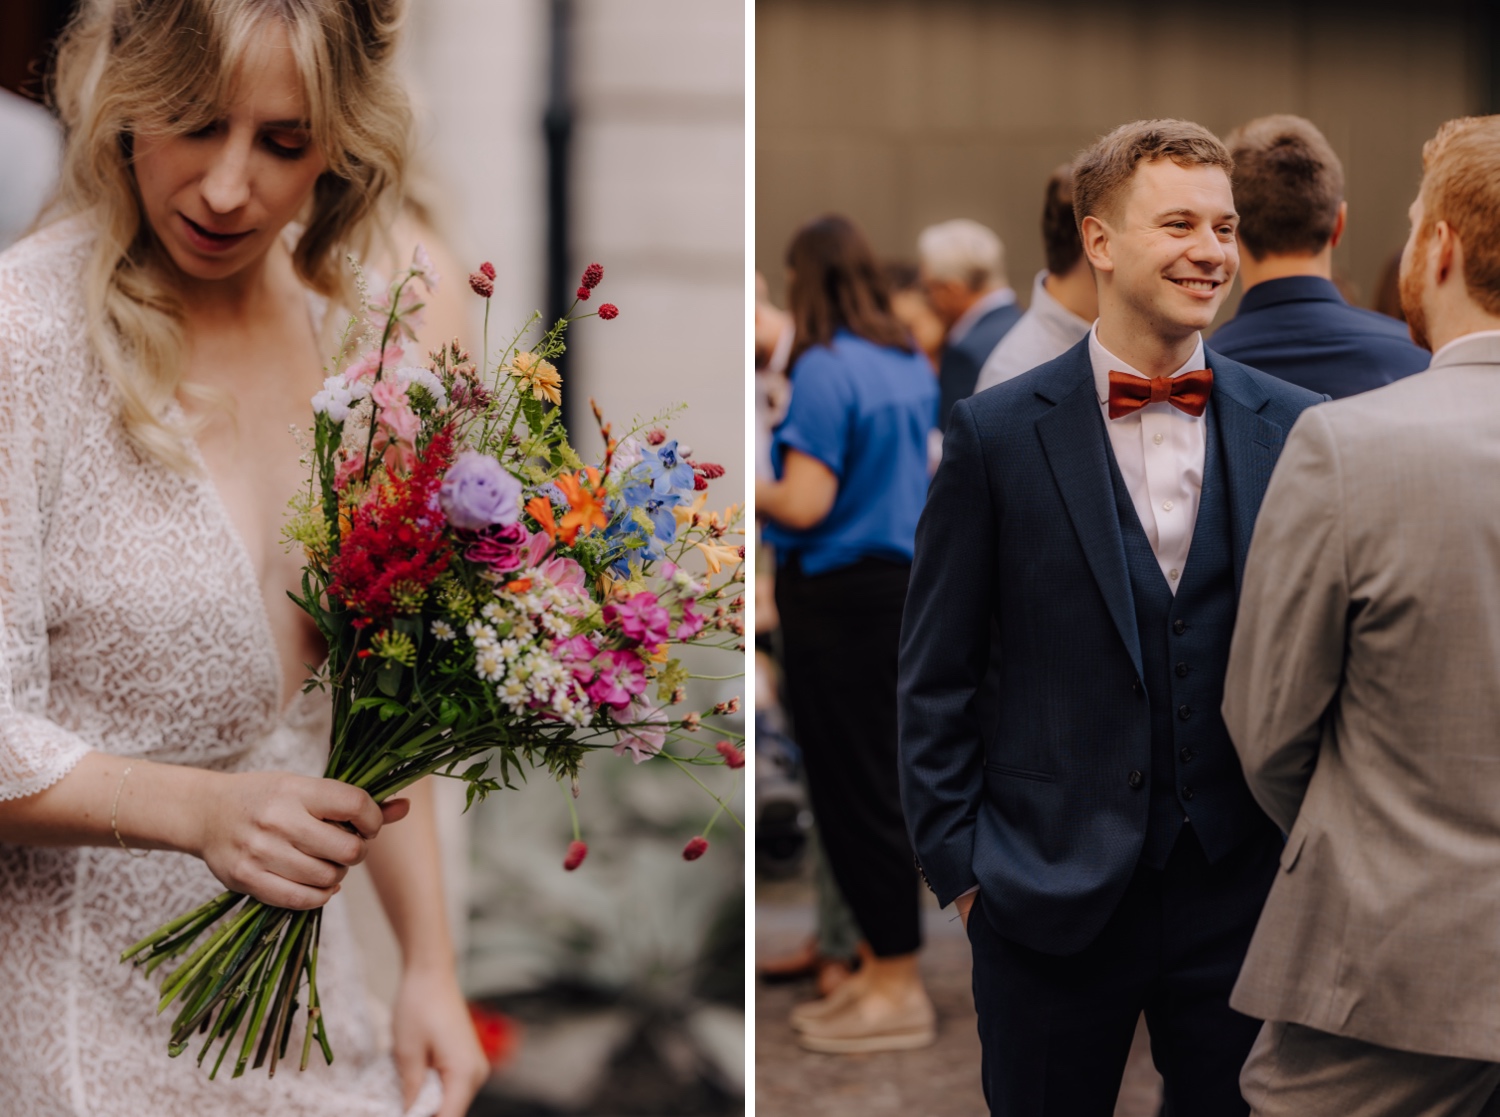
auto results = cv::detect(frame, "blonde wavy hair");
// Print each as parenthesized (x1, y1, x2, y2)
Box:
(48, 0, 412, 471)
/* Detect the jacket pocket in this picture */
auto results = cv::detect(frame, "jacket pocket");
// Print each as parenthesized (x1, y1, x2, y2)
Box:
(984, 762, 1055, 783)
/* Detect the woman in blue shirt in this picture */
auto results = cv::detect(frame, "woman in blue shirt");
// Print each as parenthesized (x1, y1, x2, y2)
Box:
(757, 215, 938, 1053)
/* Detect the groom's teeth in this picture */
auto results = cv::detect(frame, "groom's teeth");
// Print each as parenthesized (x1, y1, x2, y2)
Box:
(1175, 279, 1216, 291)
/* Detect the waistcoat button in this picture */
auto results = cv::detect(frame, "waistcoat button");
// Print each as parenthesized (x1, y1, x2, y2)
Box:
(1173, 619, 1187, 635)
(1181, 785, 1195, 801)
(1128, 770, 1144, 790)
(1175, 662, 1189, 678)
(1178, 704, 1192, 721)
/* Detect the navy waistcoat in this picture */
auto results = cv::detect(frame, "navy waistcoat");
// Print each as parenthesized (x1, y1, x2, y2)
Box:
(1107, 405, 1241, 869)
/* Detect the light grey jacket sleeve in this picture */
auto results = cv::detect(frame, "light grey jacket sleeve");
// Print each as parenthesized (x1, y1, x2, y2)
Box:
(1223, 406, 1348, 832)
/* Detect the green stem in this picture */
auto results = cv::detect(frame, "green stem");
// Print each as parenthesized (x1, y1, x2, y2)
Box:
(661, 753, 745, 831)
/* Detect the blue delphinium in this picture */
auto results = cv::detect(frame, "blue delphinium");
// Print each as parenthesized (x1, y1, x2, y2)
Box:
(605, 480, 683, 577)
(643, 440, 695, 496)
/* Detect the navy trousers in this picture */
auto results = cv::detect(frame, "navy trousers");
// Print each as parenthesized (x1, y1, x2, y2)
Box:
(967, 826, 1279, 1116)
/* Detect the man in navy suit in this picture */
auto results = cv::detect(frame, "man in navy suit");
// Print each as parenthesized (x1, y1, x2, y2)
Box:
(898, 120, 1323, 1115)
(920, 218, 1024, 435)
(1211, 114, 1428, 397)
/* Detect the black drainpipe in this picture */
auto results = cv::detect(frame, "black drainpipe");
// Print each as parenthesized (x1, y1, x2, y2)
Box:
(543, 0, 576, 438)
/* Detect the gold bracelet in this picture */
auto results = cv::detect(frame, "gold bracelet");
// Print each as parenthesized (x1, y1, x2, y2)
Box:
(110, 764, 150, 858)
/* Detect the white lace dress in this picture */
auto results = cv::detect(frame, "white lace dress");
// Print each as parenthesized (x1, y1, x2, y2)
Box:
(0, 220, 425, 1116)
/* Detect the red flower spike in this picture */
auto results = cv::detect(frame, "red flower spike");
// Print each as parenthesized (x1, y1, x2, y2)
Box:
(327, 427, 457, 629)
(716, 741, 744, 769)
(695, 462, 725, 479)
(576, 286, 590, 301)
(469, 272, 494, 298)
(693, 474, 708, 491)
(563, 840, 588, 871)
(581, 262, 604, 289)
(597, 303, 619, 320)
(479, 261, 496, 280)
(682, 836, 709, 861)
(646, 429, 667, 446)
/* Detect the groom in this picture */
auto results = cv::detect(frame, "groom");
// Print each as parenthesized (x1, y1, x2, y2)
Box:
(898, 119, 1322, 1114)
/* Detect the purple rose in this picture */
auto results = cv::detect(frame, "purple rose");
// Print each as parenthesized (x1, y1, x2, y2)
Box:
(440, 452, 522, 531)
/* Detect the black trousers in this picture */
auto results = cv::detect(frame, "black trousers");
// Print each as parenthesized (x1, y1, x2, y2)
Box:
(968, 826, 1279, 1116)
(775, 555, 922, 958)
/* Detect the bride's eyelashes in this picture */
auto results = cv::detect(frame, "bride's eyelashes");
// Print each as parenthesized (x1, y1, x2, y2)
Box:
(178, 119, 311, 161)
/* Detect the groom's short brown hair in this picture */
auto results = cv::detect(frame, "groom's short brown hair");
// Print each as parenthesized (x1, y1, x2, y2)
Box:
(1418, 115, 1500, 316)
(1073, 119, 1233, 236)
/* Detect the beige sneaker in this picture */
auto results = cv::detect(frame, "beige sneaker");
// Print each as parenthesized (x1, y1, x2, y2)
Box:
(795, 987, 937, 1054)
(787, 967, 870, 1031)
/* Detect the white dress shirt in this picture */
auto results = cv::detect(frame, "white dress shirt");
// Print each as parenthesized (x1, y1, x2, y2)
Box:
(974, 271, 1093, 393)
(1089, 324, 1207, 592)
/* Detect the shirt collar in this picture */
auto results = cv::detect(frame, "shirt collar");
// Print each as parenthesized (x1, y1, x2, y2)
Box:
(1029, 269, 1094, 333)
(1430, 328, 1500, 367)
(1089, 322, 1206, 408)
(948, 285, 1018, 346)
(1235, 274, 1345, 315)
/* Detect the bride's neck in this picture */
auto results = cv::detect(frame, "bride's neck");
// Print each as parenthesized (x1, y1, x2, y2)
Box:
(174, 242, 291, 328)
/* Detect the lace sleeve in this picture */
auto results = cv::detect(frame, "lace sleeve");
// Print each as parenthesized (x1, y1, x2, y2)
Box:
(0, 242, 93, 801)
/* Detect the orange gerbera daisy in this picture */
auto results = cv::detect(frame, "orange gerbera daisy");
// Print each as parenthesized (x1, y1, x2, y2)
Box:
(555, 467, 609, 545)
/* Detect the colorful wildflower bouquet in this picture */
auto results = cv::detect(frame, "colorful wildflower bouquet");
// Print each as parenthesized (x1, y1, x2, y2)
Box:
(120, 251, 745, 1078)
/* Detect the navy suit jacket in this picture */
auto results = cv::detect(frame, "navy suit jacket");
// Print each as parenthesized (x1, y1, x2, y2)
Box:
(897, 338, 1322, 954)
(1210, 275, 1428, 399)
(937, 300, 1024, 431)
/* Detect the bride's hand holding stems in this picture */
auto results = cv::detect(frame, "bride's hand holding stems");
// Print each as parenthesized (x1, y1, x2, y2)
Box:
(0, 752, 408, 908)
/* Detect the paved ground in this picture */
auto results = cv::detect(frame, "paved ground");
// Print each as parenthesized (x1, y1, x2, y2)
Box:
(755, 875, 1163, 1117)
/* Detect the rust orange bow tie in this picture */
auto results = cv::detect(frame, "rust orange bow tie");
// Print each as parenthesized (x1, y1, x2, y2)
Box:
(1107, 368, 1213, 420)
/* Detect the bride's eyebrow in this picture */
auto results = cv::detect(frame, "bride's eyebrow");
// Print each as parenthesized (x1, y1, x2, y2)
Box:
(261, 118, 312, 131)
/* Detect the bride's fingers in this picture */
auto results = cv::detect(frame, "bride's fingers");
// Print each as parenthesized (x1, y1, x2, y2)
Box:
(380, 797, 411, 826)
(243, 871, 341, 912)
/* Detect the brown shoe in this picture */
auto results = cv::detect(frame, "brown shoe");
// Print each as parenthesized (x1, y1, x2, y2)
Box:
(757, 937, 821, 983)
(796, 988, 937, 1054)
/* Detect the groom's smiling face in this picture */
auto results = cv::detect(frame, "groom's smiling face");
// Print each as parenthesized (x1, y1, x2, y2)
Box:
(1093, 159, 1240, 340)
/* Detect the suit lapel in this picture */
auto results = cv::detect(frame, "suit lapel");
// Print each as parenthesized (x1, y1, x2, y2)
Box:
(1034, 361, 1144, 678)
(1207, 353, 1286, 590)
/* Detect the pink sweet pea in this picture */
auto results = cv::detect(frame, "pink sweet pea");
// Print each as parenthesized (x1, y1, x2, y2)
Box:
(675, 601, 705, 641)
(612, 700, 667, 763)
(372, 380, 420, 444)
(344, 344, 404, 385)
(604, 592, 671, 648)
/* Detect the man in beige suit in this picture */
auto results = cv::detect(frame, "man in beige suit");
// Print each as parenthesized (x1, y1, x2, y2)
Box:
(1223, 113, 1500, 1116)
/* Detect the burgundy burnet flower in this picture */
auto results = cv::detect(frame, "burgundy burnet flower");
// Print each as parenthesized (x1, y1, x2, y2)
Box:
(597, 303, 619, 320)
(563, 840, 588, 871)
(716, 741, 744, 769)
(694, 462, 725, 480)
(581, 262, 604, 290)
(682, 836, 709, 861)
(469, 272, 494, 298)
(646, 428, 667, 446)
(479, 261, 496, 280)
(576, 286, 590, 301)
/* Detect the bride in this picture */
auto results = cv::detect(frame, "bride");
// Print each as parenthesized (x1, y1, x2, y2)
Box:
(0, 1, 486, 1113)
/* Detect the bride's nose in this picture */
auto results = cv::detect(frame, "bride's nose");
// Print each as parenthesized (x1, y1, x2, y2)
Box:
(199, 134, 253, 215)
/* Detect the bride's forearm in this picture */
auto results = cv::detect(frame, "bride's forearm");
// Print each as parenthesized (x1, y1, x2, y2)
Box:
(0, 750, 213, 854)
(363, 777, 457, 972)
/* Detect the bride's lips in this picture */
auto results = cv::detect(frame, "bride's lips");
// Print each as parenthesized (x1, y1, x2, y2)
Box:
(179, 214, 254, 254)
